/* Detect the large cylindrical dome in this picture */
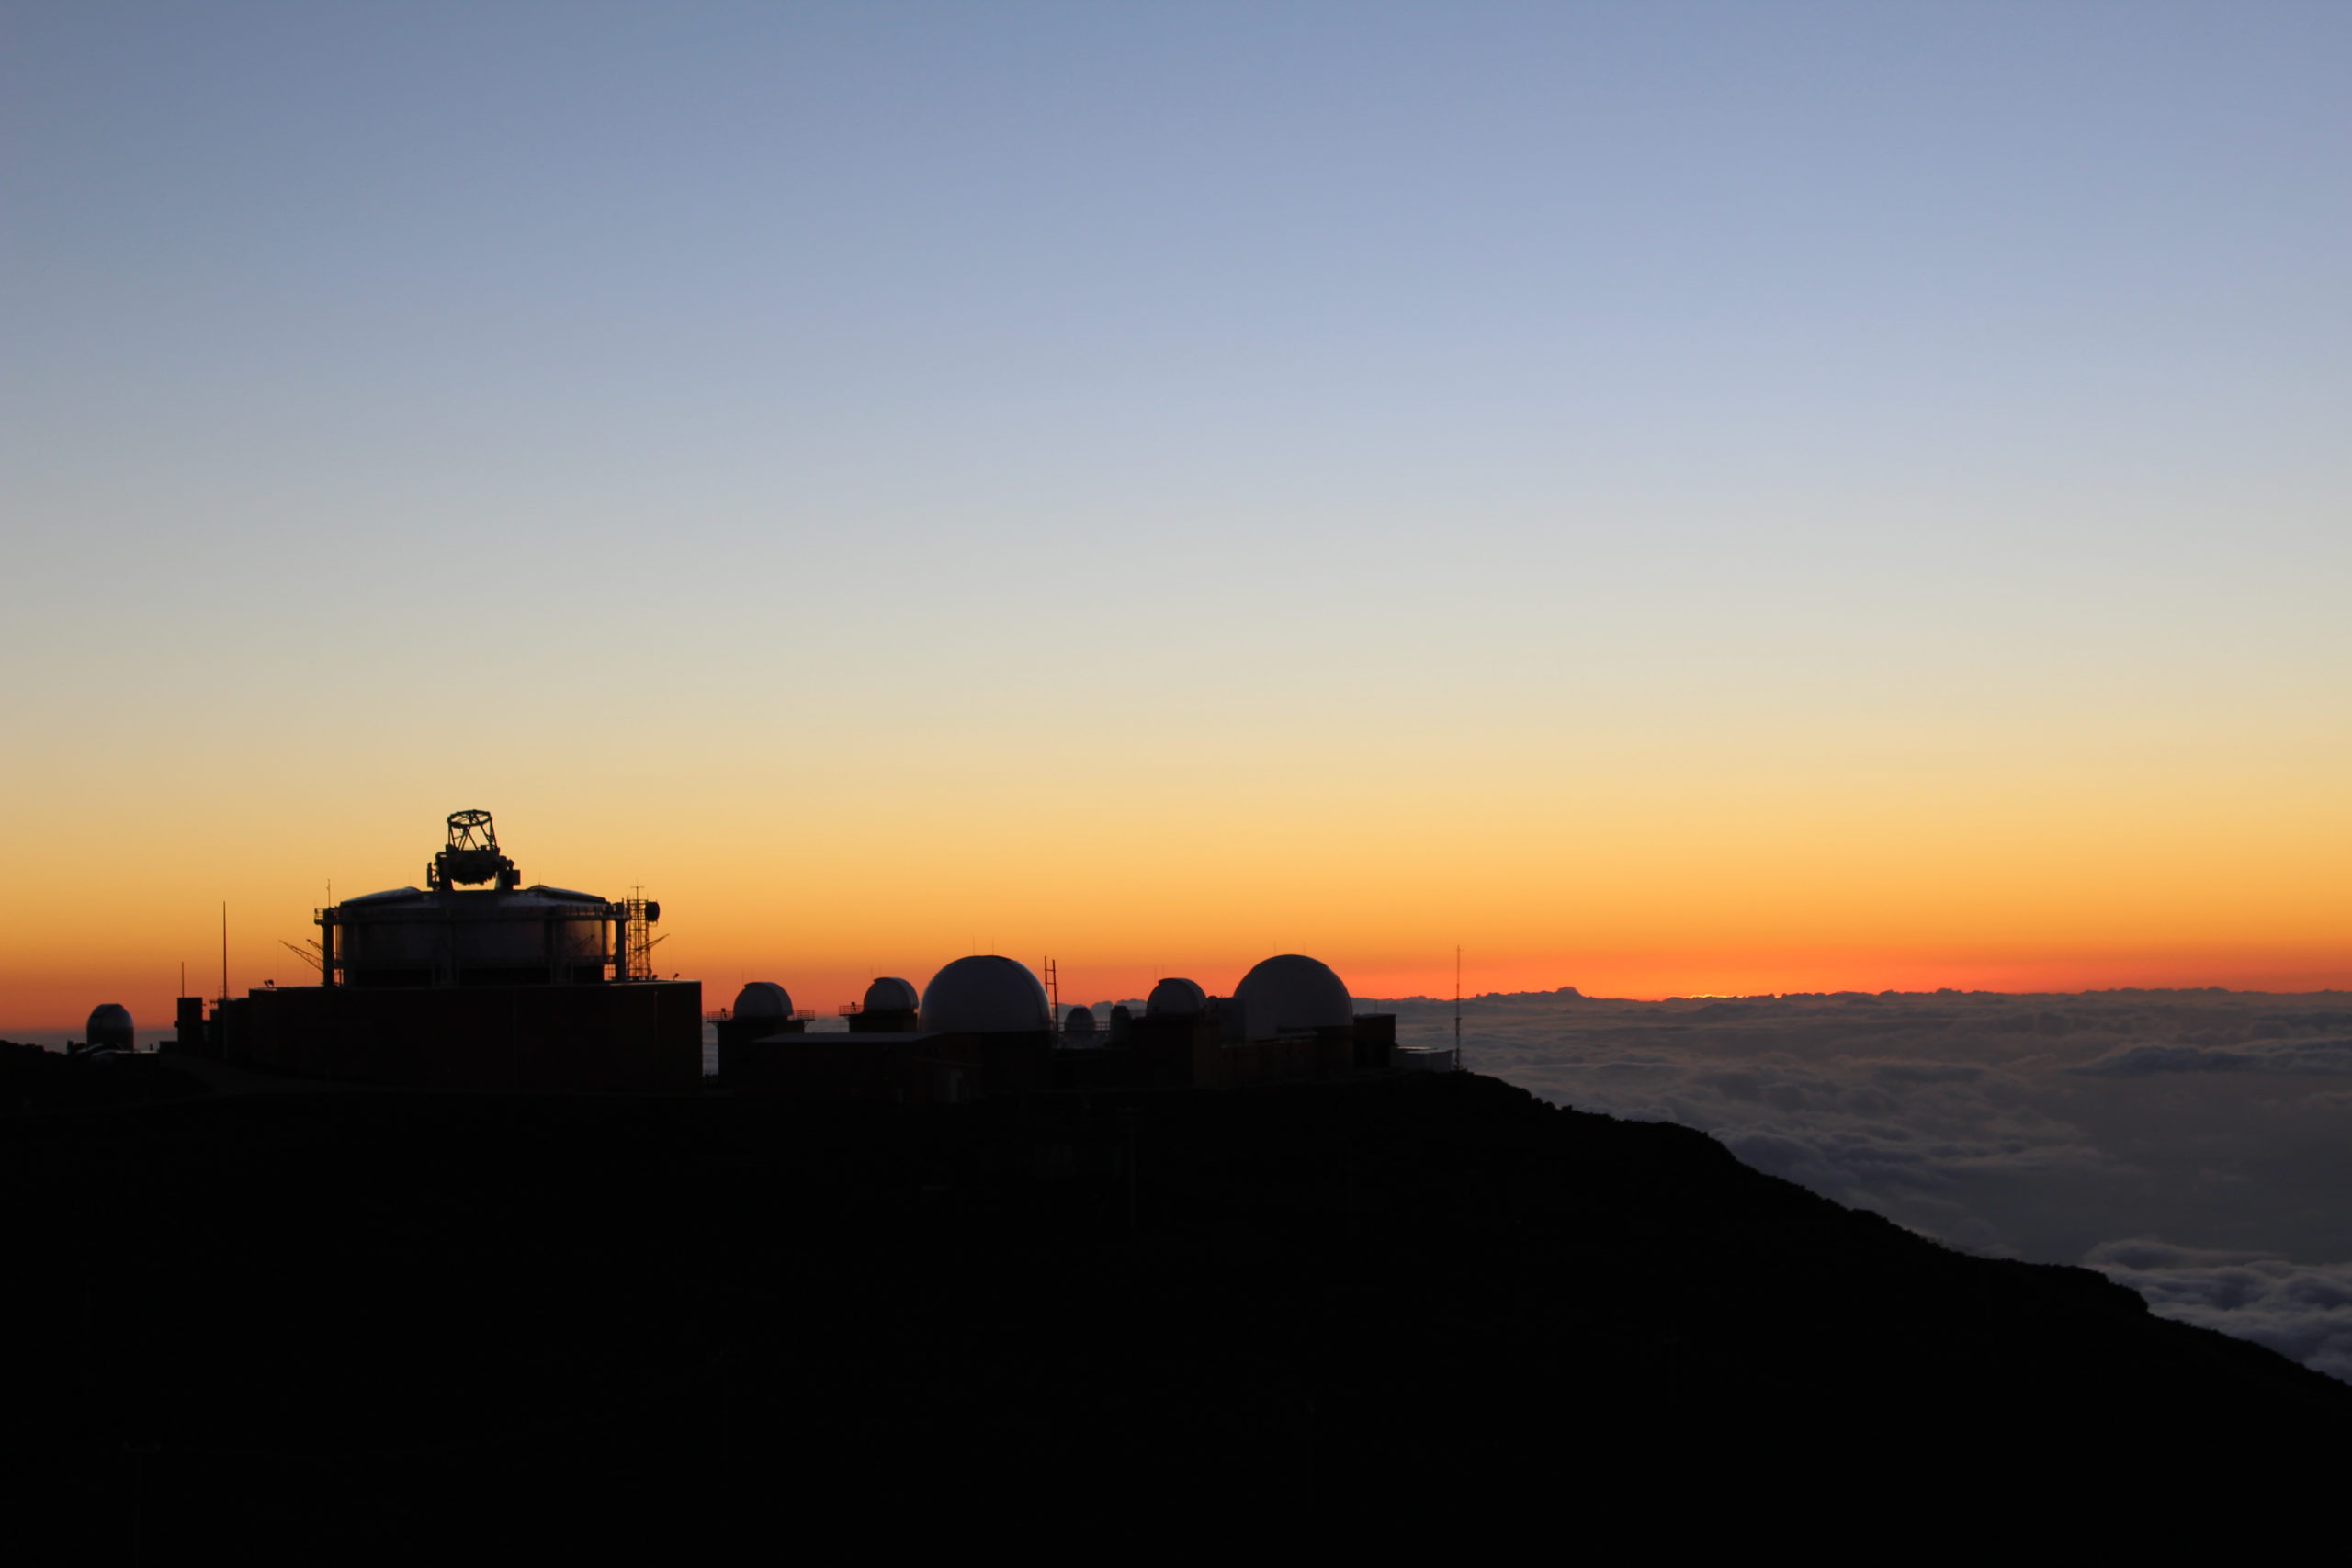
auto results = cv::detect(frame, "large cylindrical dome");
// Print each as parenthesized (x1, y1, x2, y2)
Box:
(920, 956, 1052, 1033)
(1232, 955, 1352, 1040)
(331, 885, 612, 987)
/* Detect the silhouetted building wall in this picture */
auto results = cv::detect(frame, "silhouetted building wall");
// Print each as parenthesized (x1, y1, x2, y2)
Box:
(226, 982, 702, 1092)
(169, 996, 208, 1057)
(191, 811, 699, 1089)
(725, 1010, 1401, 1101)
(725, 1029, 1056, 1103)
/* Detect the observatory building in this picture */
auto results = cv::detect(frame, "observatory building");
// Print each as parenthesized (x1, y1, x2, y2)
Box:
(718, 952, 1397, 1101)
(172, 811, 700, 1091)
(161, 808, 1422, 1101)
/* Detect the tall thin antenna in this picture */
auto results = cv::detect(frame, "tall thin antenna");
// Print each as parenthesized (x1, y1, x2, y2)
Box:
(1454, 945, 1463, 1072)
(220, 903, 230, 1003)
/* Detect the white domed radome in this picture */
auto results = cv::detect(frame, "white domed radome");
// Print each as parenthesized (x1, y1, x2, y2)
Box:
(1232, 955, 1352, 1039)
(732, 981, 794, 1020)
(863, 976, 919, 1013)
(920, 956, 1052, 1033)
(1146, 977, 1206, 1017)
(1064, 1006, 1096, 1034)
(85, 1003, 134, 1050)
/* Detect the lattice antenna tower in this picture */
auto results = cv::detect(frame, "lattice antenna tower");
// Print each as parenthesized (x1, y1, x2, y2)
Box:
(618, 886, 665, 980)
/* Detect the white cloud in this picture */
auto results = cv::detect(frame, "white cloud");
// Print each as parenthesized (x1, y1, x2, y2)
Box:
(2070, 1036, 2352, 1076)
(2084, 1242, 2352, 1381)
(1371, 988, 2352, 1380)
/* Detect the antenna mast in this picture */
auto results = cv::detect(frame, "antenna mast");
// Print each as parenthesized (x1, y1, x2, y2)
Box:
(1454, 945, 1463, 1072)
(616, 886, 662, 980)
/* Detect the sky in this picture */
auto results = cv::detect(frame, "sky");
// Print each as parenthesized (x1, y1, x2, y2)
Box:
(5, 2, 2349, 1032)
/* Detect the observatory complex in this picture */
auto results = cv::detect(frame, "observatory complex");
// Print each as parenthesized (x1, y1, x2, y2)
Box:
(163, 809, 1439, 1097)
(713, 951, 1415, 1101)
(170, 811, 701, 1090)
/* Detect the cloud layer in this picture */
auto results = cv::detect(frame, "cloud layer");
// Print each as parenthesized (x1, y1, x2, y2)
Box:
(1373, 989, 2352, 1380)
(2085, 1241, 2352, 1382)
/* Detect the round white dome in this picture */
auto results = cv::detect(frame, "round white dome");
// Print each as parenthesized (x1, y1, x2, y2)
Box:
(1232, 954, 1352, 1040)
(732, 981, 794, 1020)
(1064, 1006, 1096, 1034)
(863, 976, 919, 1012)
(920, 956, 1052, 1033)
(1146, 977, 1206, 1016)
(85, 1003, 134, 1049)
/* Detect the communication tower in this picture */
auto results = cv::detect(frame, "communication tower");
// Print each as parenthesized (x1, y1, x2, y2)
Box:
(617, 888, 664, 980)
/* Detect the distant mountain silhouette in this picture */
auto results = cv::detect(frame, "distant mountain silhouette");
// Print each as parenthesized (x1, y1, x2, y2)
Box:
(4, 1044, 2345, 1548)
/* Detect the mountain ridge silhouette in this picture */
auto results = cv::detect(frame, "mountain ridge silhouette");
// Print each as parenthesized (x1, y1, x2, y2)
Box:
(5, 1045, 2345, 1544)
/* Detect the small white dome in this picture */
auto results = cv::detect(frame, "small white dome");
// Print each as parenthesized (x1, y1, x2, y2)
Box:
(1064, 1006, 1096, 1034)
(85, 1003, 134, 1048)
(732, 981, 794, 1019)
(1232, 954, 1352, 1040)
(863, 976, 919, 1012)
(920, 956, 1052, 1034)
(1146, 977, 1206, 1016)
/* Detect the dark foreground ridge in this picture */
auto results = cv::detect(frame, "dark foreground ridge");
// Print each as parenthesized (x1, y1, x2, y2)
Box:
(6, 1048, 2347, 1549)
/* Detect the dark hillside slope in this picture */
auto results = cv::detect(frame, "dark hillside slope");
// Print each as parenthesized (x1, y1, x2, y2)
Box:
(4, 1058, 2346, 1550)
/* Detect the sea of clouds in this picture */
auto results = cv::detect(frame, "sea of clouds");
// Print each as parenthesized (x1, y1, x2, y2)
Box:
(1371, 988, 2352, 1382)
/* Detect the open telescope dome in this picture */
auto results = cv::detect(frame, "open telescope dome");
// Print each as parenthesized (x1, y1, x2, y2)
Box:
(921, 956, 1052, 1033)
(1232, 955, 1353, 1040)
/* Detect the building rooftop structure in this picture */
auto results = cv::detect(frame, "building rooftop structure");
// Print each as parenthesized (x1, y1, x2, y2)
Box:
(733, 982, 794, 1022)
(863, 977, 919, 1013)
(153, 808, 1434, 1100)
(1146, 977, 1206, 1016)
(165, 810, 699, 1092)
(722, 952, 1406, 1101)
(83, 1003, 134, 1054)
(920, 955, 1054, 1034)
(1232, 954, 1354, 1040)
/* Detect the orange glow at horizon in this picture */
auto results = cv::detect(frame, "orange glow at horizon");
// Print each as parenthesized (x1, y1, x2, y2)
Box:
(7, 778, 2349, 1034)
(6, 694, 2348, 1035)
(13, 940, 2352, 1041)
